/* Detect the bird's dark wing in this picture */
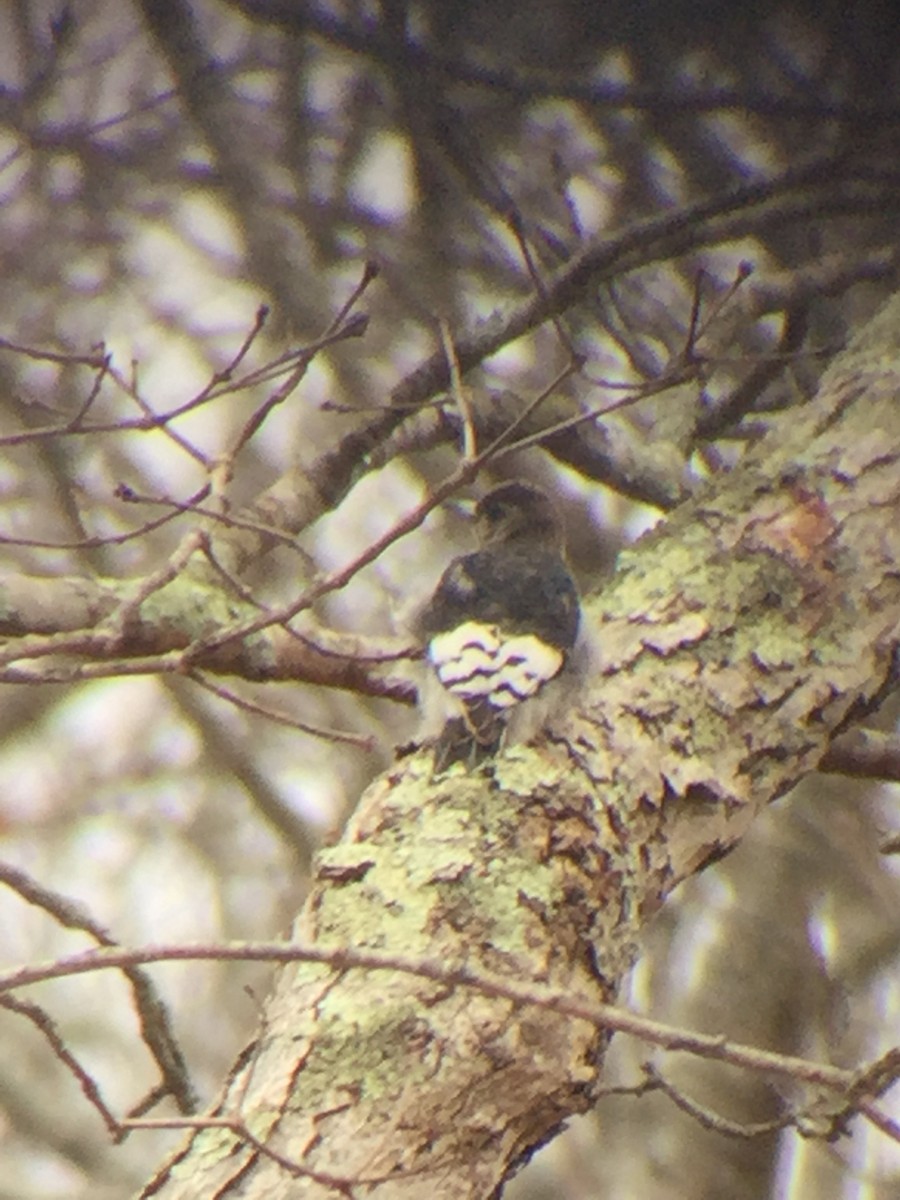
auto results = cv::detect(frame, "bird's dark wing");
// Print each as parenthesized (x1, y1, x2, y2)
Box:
(419, 546, 579, 650)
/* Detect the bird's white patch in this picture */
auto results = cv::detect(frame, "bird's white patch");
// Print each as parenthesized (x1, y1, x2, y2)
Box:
(428, 622, 564, 710)
(444, 561, 479, 599)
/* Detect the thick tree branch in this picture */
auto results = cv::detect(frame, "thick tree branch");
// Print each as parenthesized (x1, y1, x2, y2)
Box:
(248, 156, 900, 542)
(821, 727, 900, 781)
(231, 1, 900, 123)
(0, 572, 413, 702)
(134, 290, 900, 1197)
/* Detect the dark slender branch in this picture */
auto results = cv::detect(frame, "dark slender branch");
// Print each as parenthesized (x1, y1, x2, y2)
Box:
(230, 1, 900, 123)
(820, 728, 900, 781)
(2, 934, 899, 1142)
(0, 864, 196, 1114)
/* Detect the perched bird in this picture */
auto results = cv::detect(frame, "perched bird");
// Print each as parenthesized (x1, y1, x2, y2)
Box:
(417, 481, 581, 772)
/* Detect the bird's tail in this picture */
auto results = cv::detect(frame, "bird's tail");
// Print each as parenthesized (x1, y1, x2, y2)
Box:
(432, 700, 506, 773)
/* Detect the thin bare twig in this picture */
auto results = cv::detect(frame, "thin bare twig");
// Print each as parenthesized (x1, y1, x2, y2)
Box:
(639, 1062, 792, 1138)
(187, 670, 376, 750)
(115, 358, 211, 468)
(0, 492, 203, 550)
(121, 1114, 357, 1192)
(0, 863, 195, 1114)
(223, 264, 374, 464)
(178, 462, 483, 661)
(1, 935, 898, 1144)
(506, 205, 582, 364)
(102, 529, 206, 645)
(0, 315, 362, 451)
(0, 993, 121, 1134)
(439, 318, 477, 460)
(0, 337, 107, 369)
(116, 483, 315, 562)
(68, 352, 113, 428)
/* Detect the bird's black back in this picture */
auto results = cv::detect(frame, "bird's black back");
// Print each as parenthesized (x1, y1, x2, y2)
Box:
(420, 544, 580, 650)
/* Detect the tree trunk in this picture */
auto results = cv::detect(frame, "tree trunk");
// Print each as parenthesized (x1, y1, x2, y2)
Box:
(140, 291, 900, 1198)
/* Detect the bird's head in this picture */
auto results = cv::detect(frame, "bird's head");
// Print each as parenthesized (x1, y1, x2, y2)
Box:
(475, 482, 564, 551)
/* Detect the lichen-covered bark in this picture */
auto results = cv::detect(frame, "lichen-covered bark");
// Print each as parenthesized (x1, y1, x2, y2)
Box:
(0, 571, 407, 700)
(140, 292, 900, 1198)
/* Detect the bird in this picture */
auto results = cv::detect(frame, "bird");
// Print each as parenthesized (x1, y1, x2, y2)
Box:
(417, 481, 581, 772)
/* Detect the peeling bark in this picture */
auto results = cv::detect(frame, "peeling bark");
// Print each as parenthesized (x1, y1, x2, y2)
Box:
(139, 291, 900, 1198)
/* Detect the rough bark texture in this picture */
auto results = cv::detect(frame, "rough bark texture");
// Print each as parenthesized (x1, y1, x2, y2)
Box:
(140, 291, 900, 1198)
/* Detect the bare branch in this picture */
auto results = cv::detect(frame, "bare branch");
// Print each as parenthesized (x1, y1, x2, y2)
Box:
(0, 864, 195, 1115)
(2, 934, 898, 1137)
